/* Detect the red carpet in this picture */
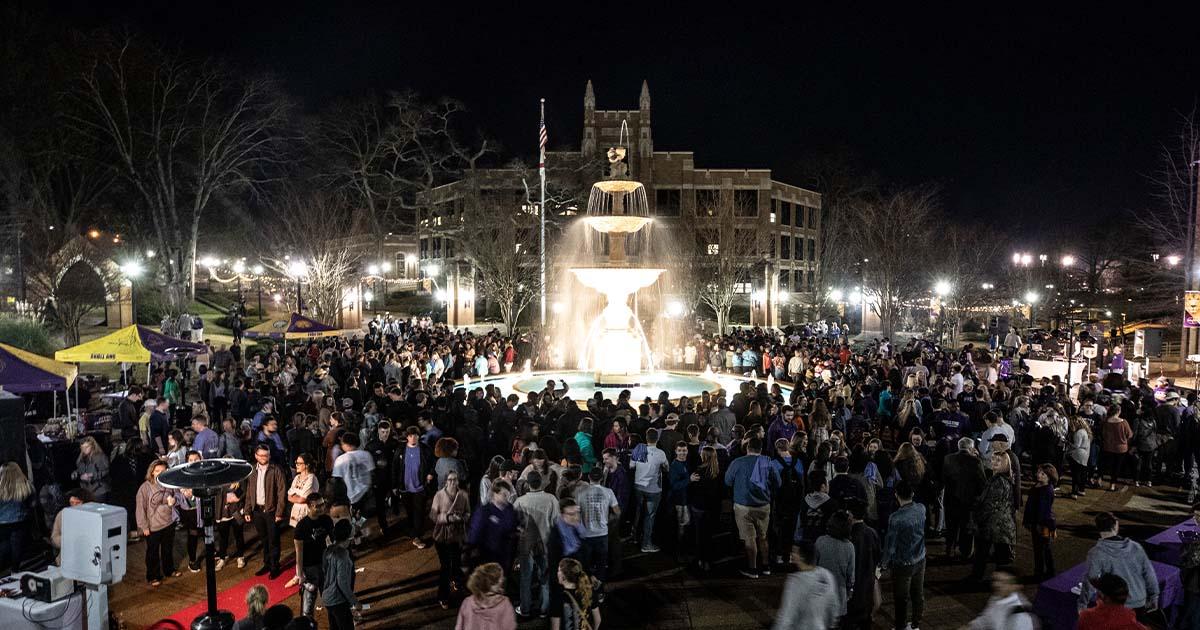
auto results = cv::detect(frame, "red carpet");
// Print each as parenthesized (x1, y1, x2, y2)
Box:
(153, 563, 299, 628)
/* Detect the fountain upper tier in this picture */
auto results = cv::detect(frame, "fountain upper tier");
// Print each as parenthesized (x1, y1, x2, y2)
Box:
(569, 267, 665, 293)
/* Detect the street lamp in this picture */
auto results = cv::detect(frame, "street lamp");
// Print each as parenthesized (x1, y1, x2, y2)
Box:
(830, 289, 845, 302)
(288, 260, 308, 312)
(250, 265, 265, 319)
(934, 281, 952, 344)
(666, 300, 685, 318)
(1061, 255, 1076, 267)
(1025, 290, 1040, 328)
(1168, 254, 1182, 266)
(120, 261, 144, 325)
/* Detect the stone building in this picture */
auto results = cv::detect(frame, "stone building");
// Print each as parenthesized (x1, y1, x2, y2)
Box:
(418, 81, 823, 328)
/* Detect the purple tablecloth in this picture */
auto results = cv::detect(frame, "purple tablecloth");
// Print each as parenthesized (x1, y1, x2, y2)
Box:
(1032, 560, 1181, 630)
(1147, 518, 1198, 565)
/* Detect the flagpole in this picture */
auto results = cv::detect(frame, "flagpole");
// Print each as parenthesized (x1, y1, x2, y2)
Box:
(539, 98, 547, 328)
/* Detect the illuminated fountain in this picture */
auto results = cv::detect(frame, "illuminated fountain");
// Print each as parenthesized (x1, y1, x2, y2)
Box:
(571, 153, 664, 385)
(470, 138, 789, 404)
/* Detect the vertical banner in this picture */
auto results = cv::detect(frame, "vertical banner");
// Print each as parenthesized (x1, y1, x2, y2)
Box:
(1186, 291, 1200, 328)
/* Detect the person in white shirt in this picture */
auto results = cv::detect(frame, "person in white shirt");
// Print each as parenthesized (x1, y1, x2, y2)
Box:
(966, 569, 1035, 630)
(979, 412, 1016, 460)
(950, 364, 966, 398)
(332, 433, 374, 511)
(629, 429, 669, 553)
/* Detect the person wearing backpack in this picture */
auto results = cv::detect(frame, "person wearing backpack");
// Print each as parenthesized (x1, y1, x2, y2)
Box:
(796, 470, 837, 553)
(769, 437, 806, 568)
(965, 569, 1037, 630)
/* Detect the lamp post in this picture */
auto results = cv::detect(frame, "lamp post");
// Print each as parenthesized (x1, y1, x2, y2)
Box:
(288, 260, 307, 313)
(251, 265, 264, 321)
(120, 260, 145, 326)
(232, 260, 245, 303)
(1025, 290, 1040, 329)
(934, 280, 952, 345)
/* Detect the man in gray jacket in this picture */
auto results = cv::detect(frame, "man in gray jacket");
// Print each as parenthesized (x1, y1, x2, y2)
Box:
(1078, 512, 1159, 613)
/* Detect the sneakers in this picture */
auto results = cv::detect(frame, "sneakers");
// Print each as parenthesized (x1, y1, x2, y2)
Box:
(738, 569, 759, 579)
(640, 544, 661, 553)
(214, 558, 226, 572)
(188, 563, 201, 573)
(236, 557, 246, 569)
(759, 567, 772, 576)
(412, 539, 427, 550)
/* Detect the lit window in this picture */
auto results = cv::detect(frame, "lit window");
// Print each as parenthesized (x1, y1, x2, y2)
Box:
(733, 282, 752, 294)
(769, 212, 776, 223)
(706, 243, 719, 255)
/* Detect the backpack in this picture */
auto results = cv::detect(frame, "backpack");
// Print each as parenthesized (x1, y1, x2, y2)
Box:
(795, 495, 834, 545)
(774, 456, 804, 507)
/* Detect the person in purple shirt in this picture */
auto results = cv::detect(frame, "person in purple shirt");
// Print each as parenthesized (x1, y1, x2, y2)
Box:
(190, 416, 221, 460)
(467, 480, 519, 574)
(766, 406, 798, 451)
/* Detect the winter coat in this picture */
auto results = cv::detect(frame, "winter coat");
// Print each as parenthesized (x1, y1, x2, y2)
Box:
(973, 474, 1016, 545)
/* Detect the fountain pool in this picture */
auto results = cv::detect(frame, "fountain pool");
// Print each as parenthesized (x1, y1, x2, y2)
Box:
(470, 369, 792, 407)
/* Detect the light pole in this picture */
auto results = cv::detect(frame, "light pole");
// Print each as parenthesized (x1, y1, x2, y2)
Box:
(232, 260, 245, 303)
(1025, 290, 1040, 329)
(288, 260, 307, 313)
(934, 280, 952, 345)
(251, 265, 264, 320)
(120, 261, 145, 326)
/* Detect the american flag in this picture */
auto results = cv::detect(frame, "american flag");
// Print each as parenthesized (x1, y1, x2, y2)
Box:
(539, 114, 548, 152)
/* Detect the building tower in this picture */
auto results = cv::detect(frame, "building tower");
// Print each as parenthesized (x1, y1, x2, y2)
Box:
(582, 80, 596, 155)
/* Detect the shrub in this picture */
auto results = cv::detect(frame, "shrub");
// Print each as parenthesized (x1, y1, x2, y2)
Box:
(0, 314, 57, 356)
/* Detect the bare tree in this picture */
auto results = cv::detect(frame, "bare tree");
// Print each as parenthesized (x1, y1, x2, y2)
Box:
(259, 190, 366, 324)
(315, 92, 492, 241)
(682, 193, 765, 333)
(931, 225, 1006, 345)
(69, 36, 292, 314)
(456, 193, 541, 334)
(846, 186, 938, 337)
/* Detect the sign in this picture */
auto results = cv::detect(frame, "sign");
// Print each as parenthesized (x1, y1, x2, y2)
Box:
(1186, 291, 1200, 328)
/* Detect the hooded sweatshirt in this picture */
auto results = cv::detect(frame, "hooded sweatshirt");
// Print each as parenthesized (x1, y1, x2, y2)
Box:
(455, 594, 516, 630)
(1078, 536, 1160, 610)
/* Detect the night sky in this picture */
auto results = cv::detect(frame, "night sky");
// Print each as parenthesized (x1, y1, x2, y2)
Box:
(36, 2, 1200, 231)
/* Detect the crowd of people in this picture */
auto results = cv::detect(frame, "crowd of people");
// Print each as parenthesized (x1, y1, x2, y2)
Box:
(10, 314, 1200, 629)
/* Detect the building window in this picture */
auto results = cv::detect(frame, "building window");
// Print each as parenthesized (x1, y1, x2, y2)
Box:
(706, 243, 719, 255)
(445, 238, 455, 258)
(780, 236, 790, 260)
(432, 238, 442, 258)
(696, 189, 720, 215)
(807, 270, 815, 290)
(795, 208, 805, 228)
(655, 188, 681, 216)
(808, 238, 816, 261)
(779, 270, 790, 290)
(734, 190, 758, 216)
(419, 238, 429, 259)
(794, 272, 804, 293)
(795, 237, 804, 261)
(780, 201, 791, 226)
(806, 205, 818, 229)
(733, 282, 752, 294)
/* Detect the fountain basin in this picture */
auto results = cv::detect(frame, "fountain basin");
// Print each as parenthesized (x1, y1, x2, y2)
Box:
(469, 370, 791, 408)
(570, 267, 665, 292)
(581, 215, 653, 234)
(592, 180, 646, 193)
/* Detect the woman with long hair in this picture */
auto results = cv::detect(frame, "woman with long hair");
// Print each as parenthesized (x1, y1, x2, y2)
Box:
(892, 442, 927, 489)
(1023, 464, 1058, 579)
(603, 418, 631, 453)
(430, 470, 471, 609)
(969, 453, 1017, 582)
(688, 446, 723, 571)
(135, 459, 179, 586)
(233, 584, 268, 630)
(456, 562, 516, 630)
(287, 452, 318, 527)
(165, 429, 188, 467)
(1066, 415, 1093, 497)
(74, 436, 111, 502)
(0, 462, 33, 571)
(552, 558, 600, 630)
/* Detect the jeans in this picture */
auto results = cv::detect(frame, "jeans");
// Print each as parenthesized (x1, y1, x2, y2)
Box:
(1029, 527, 1055, 576)
(402, 491, 428, 539)
(518, 552, 549, 614)
(579, 535, 608, 581)
(251, 508, 280, 571)
(184, 527, 203, 568)
(972, 538, 1012, 578)
(635, 489, 661, 547)
(326, 602, 353, 630)
(435, 542, 463, 602)
(1137, 450, 1155, 484)
(1105, 451, 1132, 485)
(1069, 458, 1088, 495)
(691, 506, 719, 563)
(0, 522, 27, 572)
(300, 564, 322, 617)
(891, 558, 925, 630)
(145, 526, 176, 582)
(217, 519, 245, 559)
(608, 520, 623, 578)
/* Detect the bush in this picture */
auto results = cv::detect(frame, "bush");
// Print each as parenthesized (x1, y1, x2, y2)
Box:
(0, 314, 57, 356)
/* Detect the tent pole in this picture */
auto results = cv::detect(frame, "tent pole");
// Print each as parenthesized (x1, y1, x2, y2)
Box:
(74, 364, 80, 418)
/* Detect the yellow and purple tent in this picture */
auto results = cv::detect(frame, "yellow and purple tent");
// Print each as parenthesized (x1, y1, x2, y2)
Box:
(0, 342, 77, 393)
(244, 313, 342, 340)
